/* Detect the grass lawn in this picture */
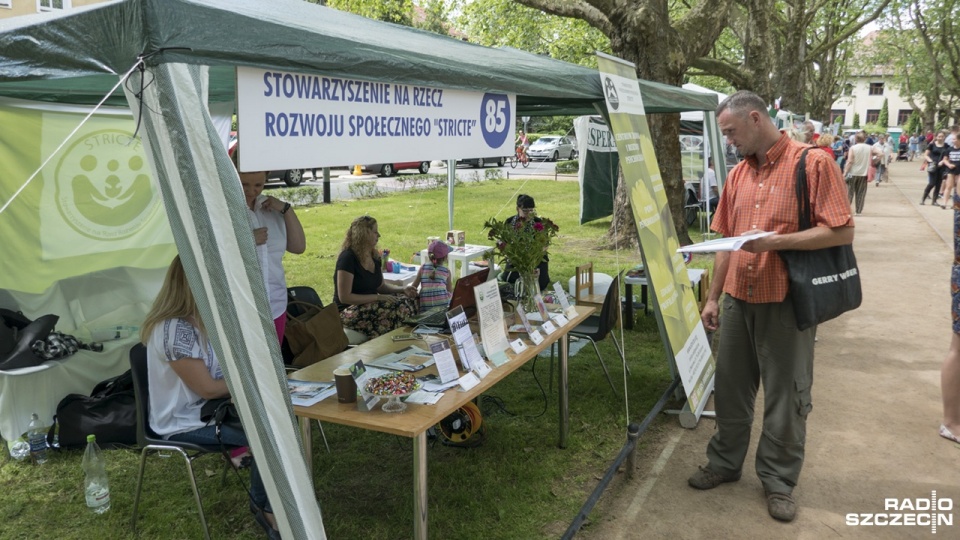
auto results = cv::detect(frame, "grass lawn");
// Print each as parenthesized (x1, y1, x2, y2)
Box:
(0, 178, 715, 539)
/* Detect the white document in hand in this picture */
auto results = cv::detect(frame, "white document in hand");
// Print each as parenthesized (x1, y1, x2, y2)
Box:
(677, 231, 774, 253)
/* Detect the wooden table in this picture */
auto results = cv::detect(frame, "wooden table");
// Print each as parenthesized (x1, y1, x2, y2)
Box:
(290, 305, 594, 540)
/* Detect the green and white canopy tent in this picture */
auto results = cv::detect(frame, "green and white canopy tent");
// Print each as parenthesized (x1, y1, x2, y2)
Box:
(0, 1, 718, 537)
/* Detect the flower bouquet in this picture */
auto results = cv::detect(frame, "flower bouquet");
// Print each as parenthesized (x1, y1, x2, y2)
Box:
(484, 214, 559, 309)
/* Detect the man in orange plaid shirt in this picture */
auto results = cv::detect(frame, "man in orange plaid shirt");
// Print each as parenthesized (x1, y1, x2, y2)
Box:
(687, 91, 854, 522)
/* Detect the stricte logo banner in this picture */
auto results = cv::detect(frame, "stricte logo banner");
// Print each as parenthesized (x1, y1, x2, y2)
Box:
(40, 113, 168, 259)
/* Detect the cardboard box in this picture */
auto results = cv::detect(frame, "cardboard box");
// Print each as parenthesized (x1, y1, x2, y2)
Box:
(446, 230, 465, 247)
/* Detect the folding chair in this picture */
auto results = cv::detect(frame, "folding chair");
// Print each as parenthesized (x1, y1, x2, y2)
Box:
(129, 344, 229, 540)
(551, 274, 625, 397)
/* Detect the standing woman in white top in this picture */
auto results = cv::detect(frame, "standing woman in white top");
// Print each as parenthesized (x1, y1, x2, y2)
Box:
(239, 170, 306, 345)
(140, 256, 280, 538)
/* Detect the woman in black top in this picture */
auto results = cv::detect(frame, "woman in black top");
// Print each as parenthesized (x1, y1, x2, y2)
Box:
(334, 216, 418, 338)
(922, 131, 949, 205)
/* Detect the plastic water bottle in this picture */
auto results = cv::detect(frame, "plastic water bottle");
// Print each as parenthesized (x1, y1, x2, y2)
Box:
(9, 437, 30, 461)
(82, 434, 110, 514)
(27, 413, 48, 464)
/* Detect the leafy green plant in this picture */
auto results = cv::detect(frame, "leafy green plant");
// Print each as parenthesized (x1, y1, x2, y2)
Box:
(484, 214, 559, 276)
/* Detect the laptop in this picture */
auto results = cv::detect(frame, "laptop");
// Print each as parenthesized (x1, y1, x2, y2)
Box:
(406, 268, 490, 328)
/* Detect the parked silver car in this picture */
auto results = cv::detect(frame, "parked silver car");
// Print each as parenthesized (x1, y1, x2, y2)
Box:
(527, 136, 577, 161)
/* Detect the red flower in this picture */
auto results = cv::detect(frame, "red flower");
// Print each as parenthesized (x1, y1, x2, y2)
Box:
(533, 222, 544, 232)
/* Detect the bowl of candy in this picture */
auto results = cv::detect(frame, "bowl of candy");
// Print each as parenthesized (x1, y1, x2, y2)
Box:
(364, 372, 422, 413)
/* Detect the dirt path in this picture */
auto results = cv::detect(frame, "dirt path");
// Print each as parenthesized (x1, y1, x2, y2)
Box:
(578, 160, 960, 539)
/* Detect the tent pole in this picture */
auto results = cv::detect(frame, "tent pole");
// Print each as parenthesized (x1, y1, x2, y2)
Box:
(448, 159, 455, 230)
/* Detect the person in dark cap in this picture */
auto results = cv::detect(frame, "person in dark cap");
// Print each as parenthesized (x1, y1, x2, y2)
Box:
(503, 194, 551, 291)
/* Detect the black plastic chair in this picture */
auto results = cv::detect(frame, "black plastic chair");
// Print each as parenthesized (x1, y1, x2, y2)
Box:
(551, 274, 624, 396)
(129, 344, 231, 540)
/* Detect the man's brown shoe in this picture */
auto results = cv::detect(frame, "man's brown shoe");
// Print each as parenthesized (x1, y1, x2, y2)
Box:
(687, 465, 741, 490)
(766, 492, 797, 522)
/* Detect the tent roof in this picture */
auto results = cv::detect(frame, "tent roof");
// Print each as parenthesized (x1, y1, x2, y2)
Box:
(0, 0, 717, 115)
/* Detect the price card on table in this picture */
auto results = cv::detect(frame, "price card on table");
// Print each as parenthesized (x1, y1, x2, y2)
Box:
(509, 338, 528, 354)
(528, 329, 544, 345)
(458, 372, 480, 391)
(552, 313, 570, 327)
(472, 360, 492, 379)
(542, 320, 557, 335)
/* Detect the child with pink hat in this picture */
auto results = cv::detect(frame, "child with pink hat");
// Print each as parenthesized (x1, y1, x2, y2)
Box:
(412, 240, 453, 312)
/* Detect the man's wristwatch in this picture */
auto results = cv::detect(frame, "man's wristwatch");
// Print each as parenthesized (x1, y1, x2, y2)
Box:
(281, 202, 291, 214)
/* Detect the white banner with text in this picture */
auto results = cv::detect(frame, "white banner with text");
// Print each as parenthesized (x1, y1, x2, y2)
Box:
(236, 67, 516, 171)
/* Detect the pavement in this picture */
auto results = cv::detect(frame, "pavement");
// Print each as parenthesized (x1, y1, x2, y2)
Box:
(580, 160, 960, 539)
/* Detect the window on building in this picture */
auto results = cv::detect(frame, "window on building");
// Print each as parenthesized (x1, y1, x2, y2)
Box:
(0, 0, 12, 8)
(843, 83, 854, 96)
(868, 82, 884, 96)
(830, 110, 846, 124)
(897, 109, 913, 126)
(866, 109, 880, 124)
(38, 0, 70, 11)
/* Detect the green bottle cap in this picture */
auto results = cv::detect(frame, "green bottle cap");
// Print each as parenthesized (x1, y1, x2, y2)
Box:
(87, 434, 96, 443)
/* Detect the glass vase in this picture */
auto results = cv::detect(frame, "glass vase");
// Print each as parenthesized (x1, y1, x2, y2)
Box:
(514, 271, 540, 313)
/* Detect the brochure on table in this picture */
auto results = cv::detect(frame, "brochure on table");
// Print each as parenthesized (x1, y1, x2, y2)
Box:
(473, 279, 510, 367)
(428, 340, 461, 384)
(515, 305, 544, 345)
(553, 282, 579, 319)
(287, 379, 336, 407)
(366, 345, 436, 372)
(446, 305, 484, 371)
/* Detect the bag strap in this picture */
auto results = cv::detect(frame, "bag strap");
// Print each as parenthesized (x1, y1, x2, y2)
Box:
(285, 300, 324, 322)
(794, 147, 815, 231)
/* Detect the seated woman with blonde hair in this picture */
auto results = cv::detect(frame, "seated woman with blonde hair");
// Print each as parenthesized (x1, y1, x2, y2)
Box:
(140, 256, 279, 539)
(334, 216, 418, 338)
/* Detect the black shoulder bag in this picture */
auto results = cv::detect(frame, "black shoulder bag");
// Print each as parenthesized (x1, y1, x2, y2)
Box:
(778, 148, 863, 330)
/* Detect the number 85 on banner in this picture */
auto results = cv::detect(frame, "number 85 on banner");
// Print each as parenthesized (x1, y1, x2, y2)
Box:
(480, 93, 514, 149)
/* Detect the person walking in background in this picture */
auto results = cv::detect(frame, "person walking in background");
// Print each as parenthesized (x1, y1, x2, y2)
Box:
(909, 133, 920, 161)
(412, 240, 453, 313)
(700, 159, 719, 211)
(844, 132, 872, 215)
(940, 188, 960, 445)
(922, 131, 949, 205)
(939, 135, 960, 209)
(873, 134, 890, 186)
(690, 91, 853, 523)
(815, 133, 836, 159)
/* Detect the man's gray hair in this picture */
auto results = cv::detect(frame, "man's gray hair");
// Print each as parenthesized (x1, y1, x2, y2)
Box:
(716, 90, 768, 117)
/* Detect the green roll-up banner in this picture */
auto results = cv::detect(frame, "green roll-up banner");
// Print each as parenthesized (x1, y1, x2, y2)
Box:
(596, 53, 715, 423)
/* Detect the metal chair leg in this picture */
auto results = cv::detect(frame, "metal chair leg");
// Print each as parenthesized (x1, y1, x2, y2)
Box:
(316, 420, 331, 453)
(179, 449, 212, 540)
(131, 449, 149, 532)
(587, 337, 618, 395)
(548, 342, 556, 392)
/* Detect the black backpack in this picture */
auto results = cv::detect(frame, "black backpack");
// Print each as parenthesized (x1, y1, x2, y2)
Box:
(49, 370, 137, 450)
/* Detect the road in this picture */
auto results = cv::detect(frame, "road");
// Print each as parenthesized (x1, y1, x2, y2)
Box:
(264, 160, 562, 201)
